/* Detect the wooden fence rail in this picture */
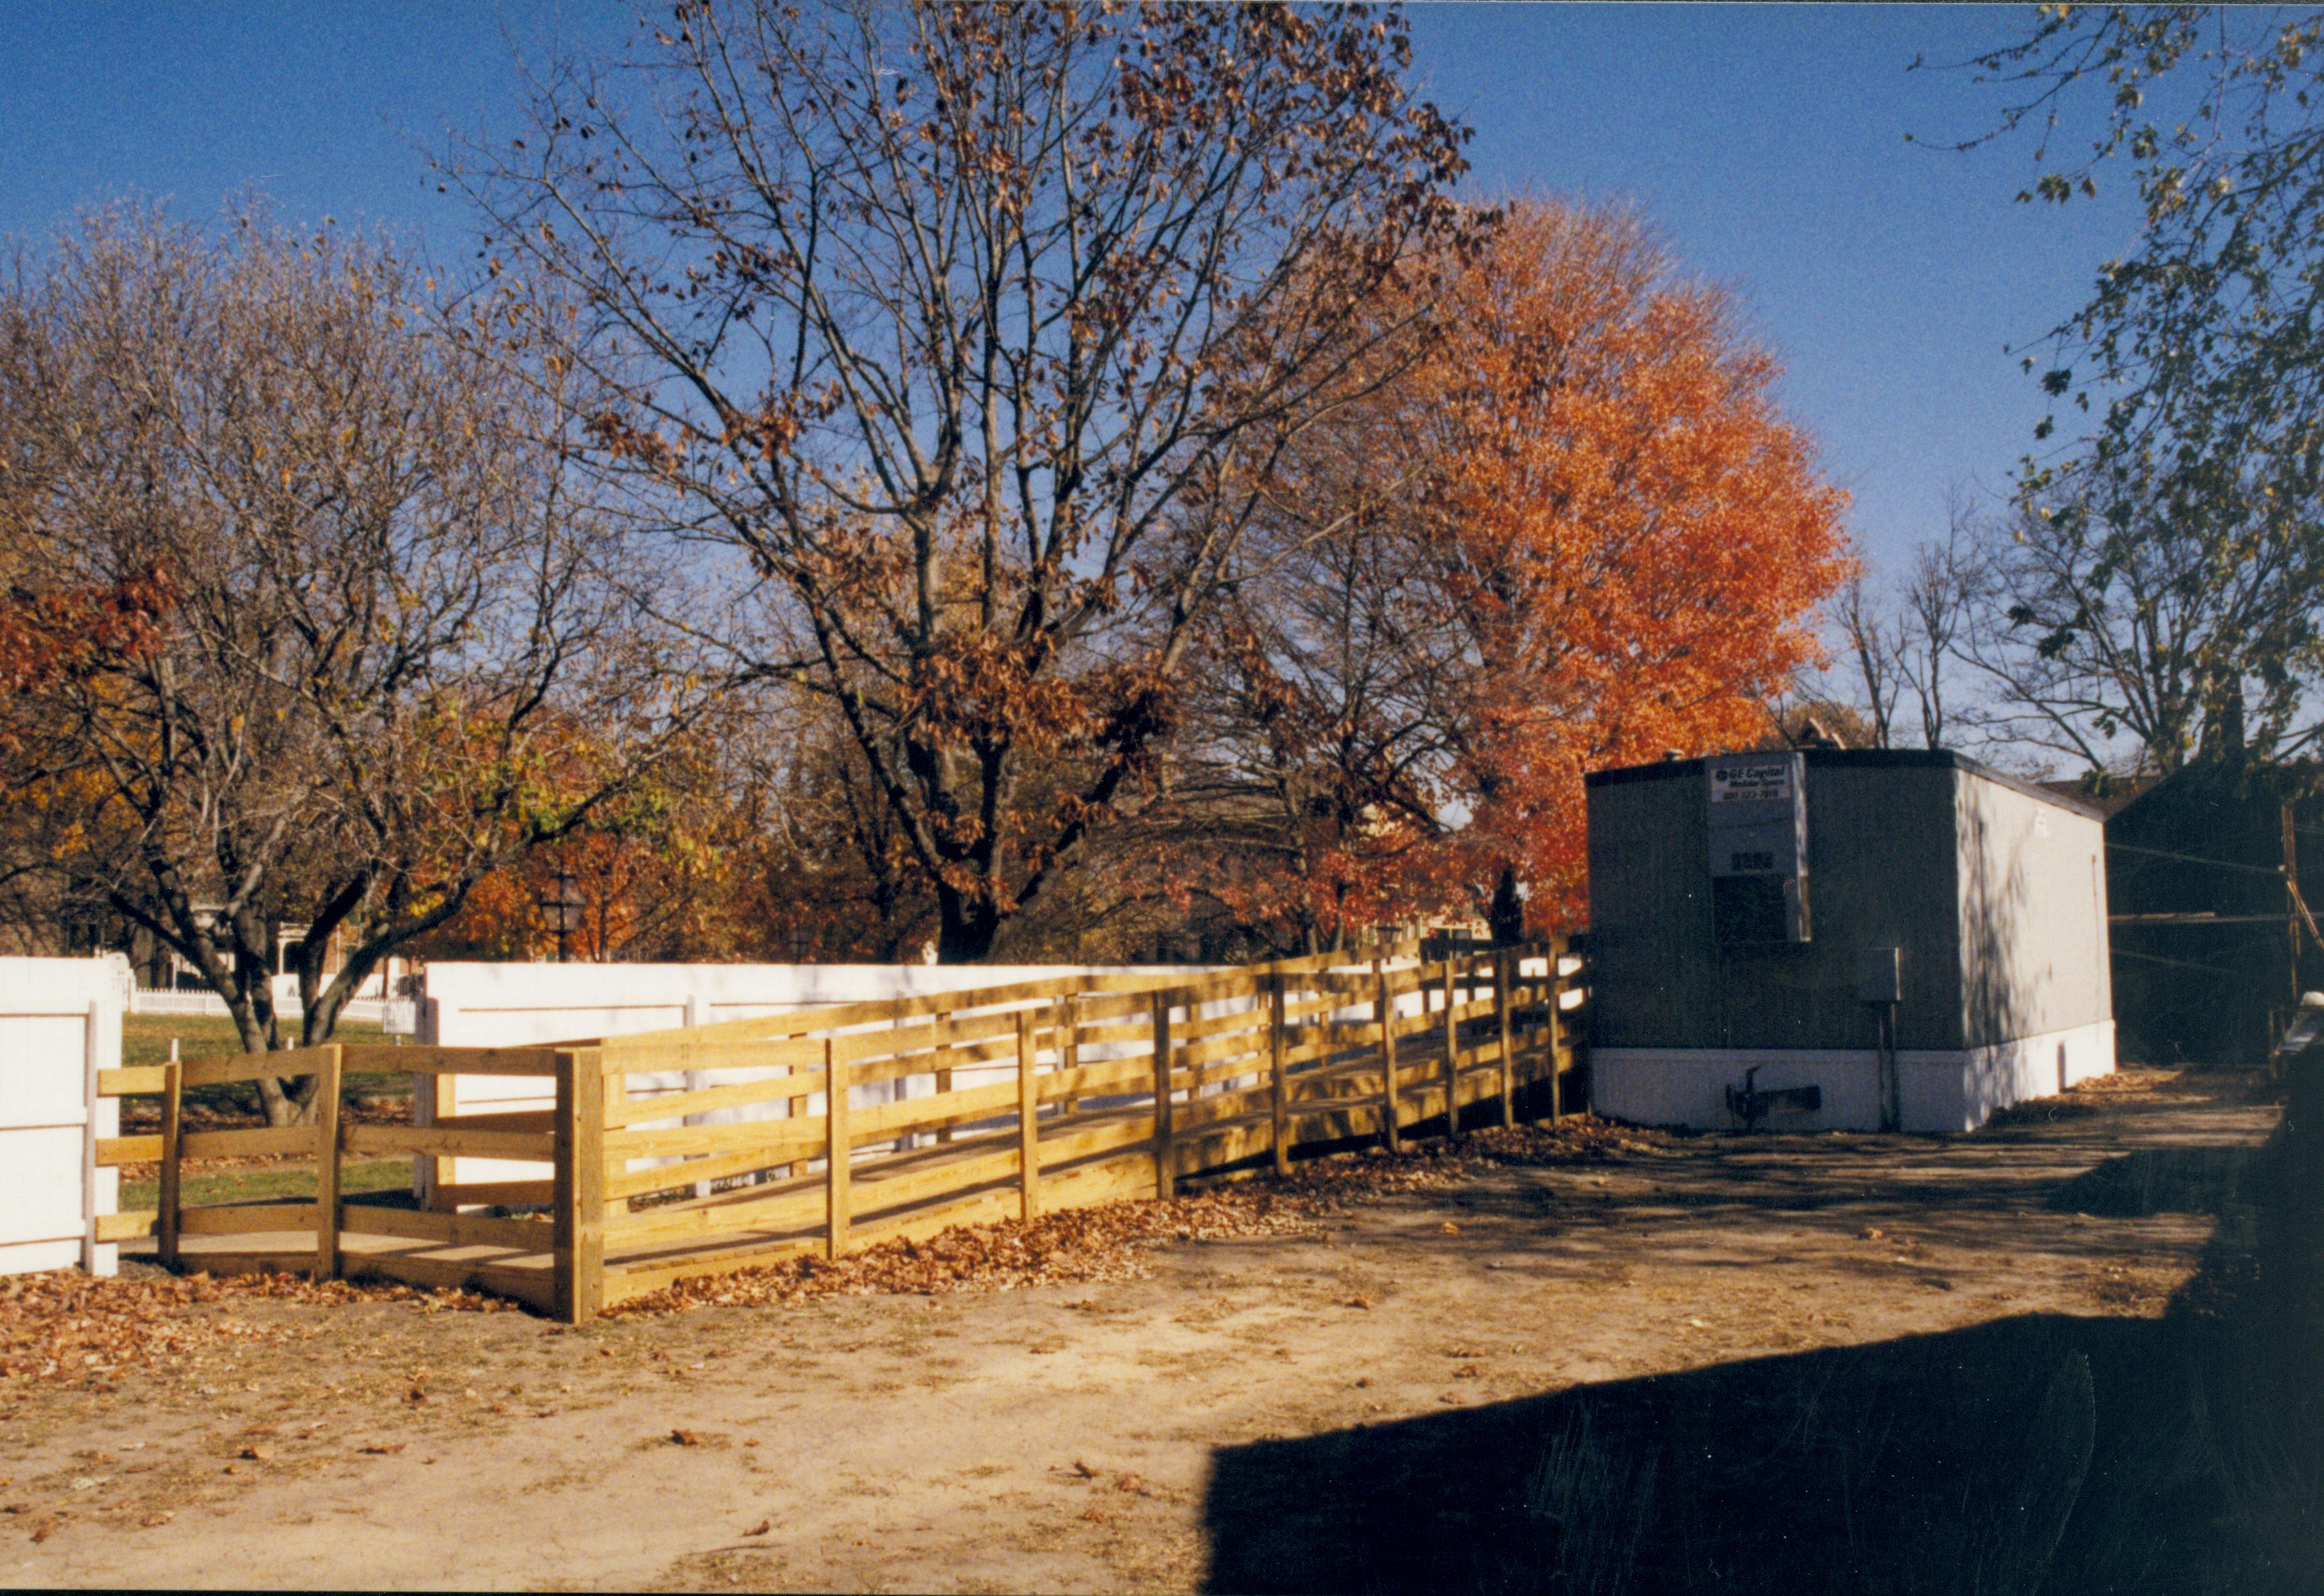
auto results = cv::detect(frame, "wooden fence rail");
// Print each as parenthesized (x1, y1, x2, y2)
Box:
(93, 936, 1588, 1322)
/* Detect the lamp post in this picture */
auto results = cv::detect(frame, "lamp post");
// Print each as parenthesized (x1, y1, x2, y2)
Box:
(538, 869, 586, 963)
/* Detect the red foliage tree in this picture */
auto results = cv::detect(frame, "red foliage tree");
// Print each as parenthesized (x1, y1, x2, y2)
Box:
(1182, 199, 1851, 946)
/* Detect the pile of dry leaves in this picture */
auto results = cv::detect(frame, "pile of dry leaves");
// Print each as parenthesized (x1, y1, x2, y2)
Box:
(0, 1269, 513, 1391)
(1986, 1064, 2192, 1128)
(612, 1114, 1660, 1316)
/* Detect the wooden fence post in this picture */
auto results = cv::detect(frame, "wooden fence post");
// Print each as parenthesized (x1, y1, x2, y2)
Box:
(1151, 994, 1175, 1198)
(1495, 951, 1516, 1129)
(1548, 938, 1570, 1122)
(1373, 959, 1403, 1154)
(156, 1058, 183, 1272)
(1056, 995, 1080, 1115)
(1016, 1010, 1041, 1222)
(312, 1044, 344, 1282)
(825, 1039, 852, 1259)
(933, 1012, 955, 1146)
(1439, 960, 1461, 1139)
(553, 1048, 607, 1324)
(424, 1074, 458, 1211)
(1269, 976, 1290, 1176)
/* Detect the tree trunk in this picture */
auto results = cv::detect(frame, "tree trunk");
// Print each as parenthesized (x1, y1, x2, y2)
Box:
(934, 886, 1003, 964)
(254, 1071, 322, 1127)
(1488, 861, 1527, 947)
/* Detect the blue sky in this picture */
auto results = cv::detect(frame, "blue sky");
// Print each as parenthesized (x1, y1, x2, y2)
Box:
(0, 3, 2145, 574)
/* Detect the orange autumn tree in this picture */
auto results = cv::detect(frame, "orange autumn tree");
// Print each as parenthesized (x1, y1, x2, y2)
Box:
(1183, 197, 1849, 947)
(1435, 199, 1851, 931)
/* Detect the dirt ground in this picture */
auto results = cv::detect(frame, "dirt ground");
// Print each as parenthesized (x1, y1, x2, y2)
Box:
(0, 1064, 2298, 1593)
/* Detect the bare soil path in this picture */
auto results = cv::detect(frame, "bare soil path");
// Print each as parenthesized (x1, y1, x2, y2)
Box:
(0, 1066, 2287, 1592)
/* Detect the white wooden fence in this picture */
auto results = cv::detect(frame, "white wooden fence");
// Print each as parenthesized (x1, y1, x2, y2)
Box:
(0, 958, 122, 1277)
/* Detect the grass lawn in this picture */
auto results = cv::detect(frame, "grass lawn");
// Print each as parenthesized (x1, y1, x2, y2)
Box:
(118, 1157, 413, 1211)
(122, 1012, 411, 1116)
(118, 1014, 426, 1210)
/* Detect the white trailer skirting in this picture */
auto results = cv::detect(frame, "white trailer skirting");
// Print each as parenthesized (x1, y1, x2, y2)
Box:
(1591, 1019, 2117, 1134)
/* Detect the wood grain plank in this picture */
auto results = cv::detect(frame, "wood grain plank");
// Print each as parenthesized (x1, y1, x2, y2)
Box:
(95, 1209, 158, 1242)
(344, 1125, 556, 1162)
(177, 1202, 323, 1236)
(340, 1205, 554, 1253)
(824, 1040, 850, 1260)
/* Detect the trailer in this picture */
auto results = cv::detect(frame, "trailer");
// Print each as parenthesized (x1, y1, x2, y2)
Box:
(1585, 749, 2114, 1133)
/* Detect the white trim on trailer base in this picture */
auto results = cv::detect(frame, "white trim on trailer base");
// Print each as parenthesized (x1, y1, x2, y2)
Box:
(1591, 1019, 2116, 1134)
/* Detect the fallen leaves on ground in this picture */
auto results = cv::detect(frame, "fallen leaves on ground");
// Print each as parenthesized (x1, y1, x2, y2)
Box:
(1984, 1064, 2214, 1127)
(0, 1269, 515, 1391)
(610, 1116, 1660, 1317)
(2073, 1067, 2185, 1095)
(6, 1116, 1661, 1367)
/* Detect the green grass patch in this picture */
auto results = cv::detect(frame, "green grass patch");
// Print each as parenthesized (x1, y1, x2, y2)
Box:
(122, 1013, 408, 1116)
(119, 1157, 413, 1211)
(122, 1012, 390, 1066)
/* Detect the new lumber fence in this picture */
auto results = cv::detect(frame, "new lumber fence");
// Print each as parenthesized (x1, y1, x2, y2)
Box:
(92, 1041, 569, 1311)
(92, 937, 1589, 1322)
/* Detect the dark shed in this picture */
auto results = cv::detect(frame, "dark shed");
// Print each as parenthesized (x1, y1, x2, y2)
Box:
(2104, 760, 2324, 1065)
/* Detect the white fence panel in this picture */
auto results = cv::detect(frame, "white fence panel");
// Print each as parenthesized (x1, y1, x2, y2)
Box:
(0, 958, 122, 1277)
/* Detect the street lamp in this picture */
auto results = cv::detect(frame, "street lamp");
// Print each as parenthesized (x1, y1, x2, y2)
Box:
(537, 869, 586, 963)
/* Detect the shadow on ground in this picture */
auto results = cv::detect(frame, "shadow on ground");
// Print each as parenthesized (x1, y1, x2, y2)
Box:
(1201, 1093, 2324, 1595)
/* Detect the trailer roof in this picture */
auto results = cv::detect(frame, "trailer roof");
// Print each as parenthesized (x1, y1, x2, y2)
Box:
(1583, 748, 2109, 821)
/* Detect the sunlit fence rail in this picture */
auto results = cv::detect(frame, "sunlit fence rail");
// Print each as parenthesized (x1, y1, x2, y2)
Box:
(94, 937, 1588, 1321)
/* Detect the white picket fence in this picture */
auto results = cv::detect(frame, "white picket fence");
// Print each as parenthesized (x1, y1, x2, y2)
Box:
(0, 958, 122, 1278)
(130, 982, 386, 1025)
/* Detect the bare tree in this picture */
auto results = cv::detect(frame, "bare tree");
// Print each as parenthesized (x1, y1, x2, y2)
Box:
(448, 0, 1477, 961)
(1895, 505, 1980, 750)
(1954, 459, 2324, 778)
(1823, 499, 1982, 755)
(0, 205, 708, 1119)
(1833, 564, 1903, 750)
(1167, 513, 1460, 955)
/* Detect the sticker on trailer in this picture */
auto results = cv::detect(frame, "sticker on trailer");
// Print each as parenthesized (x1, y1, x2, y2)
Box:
(1709, 760, 1796, 804)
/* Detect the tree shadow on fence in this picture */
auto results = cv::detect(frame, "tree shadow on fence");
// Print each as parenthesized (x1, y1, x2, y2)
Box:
(1201, 1132, 2324, 1596)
